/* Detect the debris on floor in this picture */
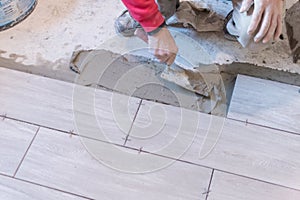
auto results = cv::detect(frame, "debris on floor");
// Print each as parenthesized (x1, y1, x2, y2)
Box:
(166, 1, 224, 32)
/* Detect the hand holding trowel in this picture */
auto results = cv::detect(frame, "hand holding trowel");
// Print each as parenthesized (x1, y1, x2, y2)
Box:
(134, 27, 213, 97)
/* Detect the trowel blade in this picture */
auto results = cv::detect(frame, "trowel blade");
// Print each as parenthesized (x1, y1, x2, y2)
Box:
(161, 55, 211, 97)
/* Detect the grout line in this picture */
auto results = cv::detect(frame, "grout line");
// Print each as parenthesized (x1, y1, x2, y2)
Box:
(205, 169, 214, 200)
(0, 172, 13, 178)
(0, 173, 93, 200)
(227, 117, 300, 137)
(13, 127, 40, 177)
(2, 112, 300, 192)
(2, 107, 300, 145)
(15, 177, 95, 200)
(214, 168, 300, 193)
(3, 114, 300, 192)
(0, 115, 71, 134)
(123, 99, 143, 146)
(0, 114, 142, 153)
(125, 147, 300, 193)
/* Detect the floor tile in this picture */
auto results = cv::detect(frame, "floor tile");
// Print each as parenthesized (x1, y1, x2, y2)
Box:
(208, 171, 300, 200)
(0, 175, 87, 200)
(16, 127, 212, 200)
(0, 119, 37, 176)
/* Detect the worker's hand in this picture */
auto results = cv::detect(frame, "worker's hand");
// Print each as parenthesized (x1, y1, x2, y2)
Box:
(134, 27, 178, 66)
(240, 0, 284, 43)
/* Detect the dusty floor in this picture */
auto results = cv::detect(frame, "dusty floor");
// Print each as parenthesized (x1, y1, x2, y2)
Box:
(0, 0, 298, 74)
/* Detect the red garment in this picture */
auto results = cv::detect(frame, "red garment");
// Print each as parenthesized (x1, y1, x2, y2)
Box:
(121, 0, 164, 32)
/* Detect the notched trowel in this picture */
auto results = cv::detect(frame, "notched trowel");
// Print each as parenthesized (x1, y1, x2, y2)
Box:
(160, 55, 216, 97)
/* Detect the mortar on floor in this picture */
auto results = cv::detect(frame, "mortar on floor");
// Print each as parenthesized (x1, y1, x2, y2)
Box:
(70, 49, 300, 117)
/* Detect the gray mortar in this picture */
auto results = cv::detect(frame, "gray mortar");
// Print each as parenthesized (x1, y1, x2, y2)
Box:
(68, 49, 300, 116)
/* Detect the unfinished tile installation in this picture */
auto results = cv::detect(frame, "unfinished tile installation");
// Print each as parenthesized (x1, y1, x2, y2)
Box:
(0, 0, 299, 199)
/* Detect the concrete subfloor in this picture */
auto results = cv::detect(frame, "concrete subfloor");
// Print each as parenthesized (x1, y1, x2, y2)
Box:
(0, 0, 299, 115)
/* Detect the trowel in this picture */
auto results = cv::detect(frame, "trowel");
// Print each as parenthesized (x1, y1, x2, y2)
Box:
(160, 54, 215, 97)
(134, 28, 214, 97)
(161, 54, 226, 116)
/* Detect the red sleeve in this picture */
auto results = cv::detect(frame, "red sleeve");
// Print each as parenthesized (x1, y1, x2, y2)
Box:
(121, 0, 165, 32)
